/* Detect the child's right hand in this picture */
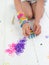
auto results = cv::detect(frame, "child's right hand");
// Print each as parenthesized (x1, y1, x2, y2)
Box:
(22, 23, 30, 37)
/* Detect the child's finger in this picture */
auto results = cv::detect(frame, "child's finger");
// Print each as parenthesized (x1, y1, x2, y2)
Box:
(23, 29, 26, 36)
(33, 25, 36, 32)
(23, 29, 29, 37)
(36, 27, 41, 35)
(28, 25, 30, 30)
(34, 25, 39, 34)
(36, 30, 41, 35)
(35, 26, 41, 35)
(26, 27, 30, 35)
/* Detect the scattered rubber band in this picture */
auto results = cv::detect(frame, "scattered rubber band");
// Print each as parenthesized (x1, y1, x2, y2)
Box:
(5, 37, 27, 55)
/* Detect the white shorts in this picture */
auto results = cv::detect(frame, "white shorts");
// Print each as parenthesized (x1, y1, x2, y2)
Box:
(21, 0, 46, 4)
(21, 0, 37, 3)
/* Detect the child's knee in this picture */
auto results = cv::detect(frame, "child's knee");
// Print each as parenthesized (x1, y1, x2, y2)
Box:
(27, 12, 33, 19)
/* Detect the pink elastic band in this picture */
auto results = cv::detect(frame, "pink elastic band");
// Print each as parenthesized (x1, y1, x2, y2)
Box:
(17, 13, 24, 19)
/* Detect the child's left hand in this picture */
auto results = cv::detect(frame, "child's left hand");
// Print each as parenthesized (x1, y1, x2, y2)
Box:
(33, 21, 41, 35)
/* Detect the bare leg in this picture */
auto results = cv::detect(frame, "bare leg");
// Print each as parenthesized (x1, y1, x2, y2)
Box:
(31, 2, 37, 17)
(31, 1, 44, 22)
(21, 1, 34, 19)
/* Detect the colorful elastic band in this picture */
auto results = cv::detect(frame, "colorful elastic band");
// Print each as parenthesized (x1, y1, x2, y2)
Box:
(17, 12, 28, 27)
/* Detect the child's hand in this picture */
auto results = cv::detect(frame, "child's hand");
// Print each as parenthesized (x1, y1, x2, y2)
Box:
(33, 22, 41, 35)
(22, 23, 30, 36)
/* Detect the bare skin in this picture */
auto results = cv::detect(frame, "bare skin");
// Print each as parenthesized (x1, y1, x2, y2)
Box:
(14, 0, 44, 36)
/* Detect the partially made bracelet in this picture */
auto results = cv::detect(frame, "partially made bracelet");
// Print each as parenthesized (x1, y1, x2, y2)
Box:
(17, 12, 28, 27)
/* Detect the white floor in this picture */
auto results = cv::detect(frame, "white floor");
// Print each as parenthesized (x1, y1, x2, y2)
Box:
(0, 0, 49, 65)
